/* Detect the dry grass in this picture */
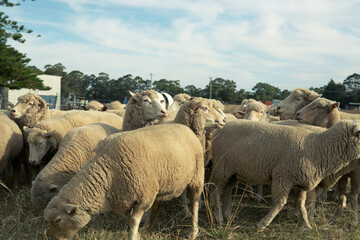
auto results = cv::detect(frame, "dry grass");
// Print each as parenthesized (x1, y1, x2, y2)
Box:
(1, 182, 360, 240)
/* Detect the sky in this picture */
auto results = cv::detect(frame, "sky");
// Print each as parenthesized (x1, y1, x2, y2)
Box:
(3, 0, 360, 91)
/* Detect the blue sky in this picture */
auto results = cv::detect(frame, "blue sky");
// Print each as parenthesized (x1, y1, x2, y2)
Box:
(3, 0, 360, 91)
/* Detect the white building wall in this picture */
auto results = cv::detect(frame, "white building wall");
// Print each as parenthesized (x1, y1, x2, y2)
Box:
(8, 74, 61, 109)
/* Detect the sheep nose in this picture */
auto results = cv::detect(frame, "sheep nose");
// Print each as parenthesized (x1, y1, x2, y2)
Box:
(223, 118, 226, 123)
(276, 106, 281, 110)
(11, 109, 16, 113)
(29, 160, 36, 165)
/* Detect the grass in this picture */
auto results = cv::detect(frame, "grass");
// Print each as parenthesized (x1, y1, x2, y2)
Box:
(1, 182, 360, 240)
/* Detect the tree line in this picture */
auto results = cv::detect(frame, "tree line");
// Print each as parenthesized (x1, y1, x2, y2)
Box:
(1, 0, 360, 108)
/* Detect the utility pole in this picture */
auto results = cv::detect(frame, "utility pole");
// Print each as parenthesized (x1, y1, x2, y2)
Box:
(209, 77, 213, 99)
(149, 72, 155, 88)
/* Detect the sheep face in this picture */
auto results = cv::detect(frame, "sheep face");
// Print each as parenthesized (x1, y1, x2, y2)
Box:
(244, 102, 270, 122)
(130, 91, 167, 120)
(276, 88, 321, 120)
(31, 179, 59, 209)
(200, 102, 226, 127)
(296, 98, 340, 127)
(11, 93, 47, 119)
(45, 197, 90, 240)
(24, 127, 56, 165)
(234, 99, 256, 119)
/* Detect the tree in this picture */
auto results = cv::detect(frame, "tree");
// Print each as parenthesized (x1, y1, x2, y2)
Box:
(342, 73, 360, 104)
(185, 85, 203, 97)
(152, 79, 185, 96)
(0, 43, 50, 108)
(322, 79, 347, 107)
(203, 78, 238, 103)
(0, 0, 46, 109)
(252, 82, 282, 101)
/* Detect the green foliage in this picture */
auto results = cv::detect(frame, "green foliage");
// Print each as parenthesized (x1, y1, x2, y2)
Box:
(322, 79, 348, 107)
(0, 43, 49, 90)
(153, 79, 185, 96)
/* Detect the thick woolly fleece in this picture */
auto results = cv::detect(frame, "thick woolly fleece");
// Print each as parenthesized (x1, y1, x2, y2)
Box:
(31, 123, 120, 209)
(0, 111, 23, 176)
(211, 120, 360, 229)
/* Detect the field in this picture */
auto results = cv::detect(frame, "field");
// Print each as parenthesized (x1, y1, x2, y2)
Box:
(1, 182, 360, 240)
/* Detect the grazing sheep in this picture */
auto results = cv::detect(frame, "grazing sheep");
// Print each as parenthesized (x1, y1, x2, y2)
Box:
(31, 123, 120, 209)
(233, 99, 257, 119)
(210, 120, 360, 231)
(81, 100, 108, 111)
(0, 111, 23, 185)
(11, 93, 67, 128)
(23, 111, 123, 166)
(108, 100, 125, 110)
(44, 100, 223, 240)
(122, 90, 167, 131)
(296, 98, 360, 225)
(275, 88, 321, 120)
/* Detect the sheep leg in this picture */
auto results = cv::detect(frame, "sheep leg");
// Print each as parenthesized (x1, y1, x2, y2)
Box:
(187, 186, 202, 240)
(180, 190, 190, 218)
(255, 184, 263, 202)
(214, 186, 224, 225)
(333, 176, 348, 222)
(222, 183, 234, 222)
(349, 171, 360, 226)
(142, 200, 162, 230)
(256, 180, 291, 231)
(128, 205, 145, 240)
(298, 190, 312, 229)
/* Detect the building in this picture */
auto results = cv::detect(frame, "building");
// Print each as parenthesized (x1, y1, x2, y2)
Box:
(8, 74, 61, 109)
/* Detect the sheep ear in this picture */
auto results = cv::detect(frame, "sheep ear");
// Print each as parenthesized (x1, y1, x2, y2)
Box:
(49, 184, 59, 192)
(129, 91, 136, 97)
(307, 93, 322, 101)
(64, 204, 77, 215)
(44, 130, 56, 138)
(190, 102, 201, 110)
(23, 126, 31, 133)
(329, 102, 340, 110)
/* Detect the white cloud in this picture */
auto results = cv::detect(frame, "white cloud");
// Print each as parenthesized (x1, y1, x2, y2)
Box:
(6, 0, 360, 91)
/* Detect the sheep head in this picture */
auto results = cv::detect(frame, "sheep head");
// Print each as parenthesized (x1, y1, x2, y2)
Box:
(31, 178, 59, 209)
(129, 90, 167, 121)
(23, 126, 56, 165)
(276, 88, 321, 120)
(234, 98, 256, 119)
(244, 101, 271, 122)
(82, 101, 108, 111)
(11, 93, 48, 119)
(44, 196, 90, 240)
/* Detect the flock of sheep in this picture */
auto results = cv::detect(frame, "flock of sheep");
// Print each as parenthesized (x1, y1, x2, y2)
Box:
(1, 88, 360, 239)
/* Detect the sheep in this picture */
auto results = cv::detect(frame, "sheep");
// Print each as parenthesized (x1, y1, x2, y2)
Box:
(30, 123, 120, 209)
(275, 88, 321, 120)
(23, 110, 124, 166)
(210, 119, 360, 231)
(122, 90, 167, 131)
(108, 100, 125, 110)
(10, 92, 67, 128)
(44, 100, 224, 240)
(166, 93, 192, 119)
(233, 99, 257, 119)
(81, 100, 108, 111)
(296, 98, 360, 225)
(0, 111, 23, 186)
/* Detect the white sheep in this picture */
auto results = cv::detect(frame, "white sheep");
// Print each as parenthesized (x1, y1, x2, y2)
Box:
(108, 100, 125, 110)
(44, 100, 224, 240)
(23, 110, 123, 166)
(276, 88, 321, 120)
(233, 99, 257, 119)
(30, 123, 120, 209)
(122, 90, 167, 131)
(210, 119, 360, 230)
(11, 93, 67, 128)
(0, 111, 23, 186)
(166, 93, 192, 119)
(296, 97, 360, 225)
(81, 100, 108, 111)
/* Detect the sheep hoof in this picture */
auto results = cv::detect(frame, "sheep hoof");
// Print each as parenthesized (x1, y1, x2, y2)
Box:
(256, 223, 265, 232)
(301, 223, 312, 230)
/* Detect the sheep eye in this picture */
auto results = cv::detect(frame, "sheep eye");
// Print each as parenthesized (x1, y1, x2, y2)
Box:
(260, 111, 264, 114)
(38, 142, 43, 148)
(27, 102, 33, 106)
(54, 217, 61, 223)
(160, 100, 165, 104)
